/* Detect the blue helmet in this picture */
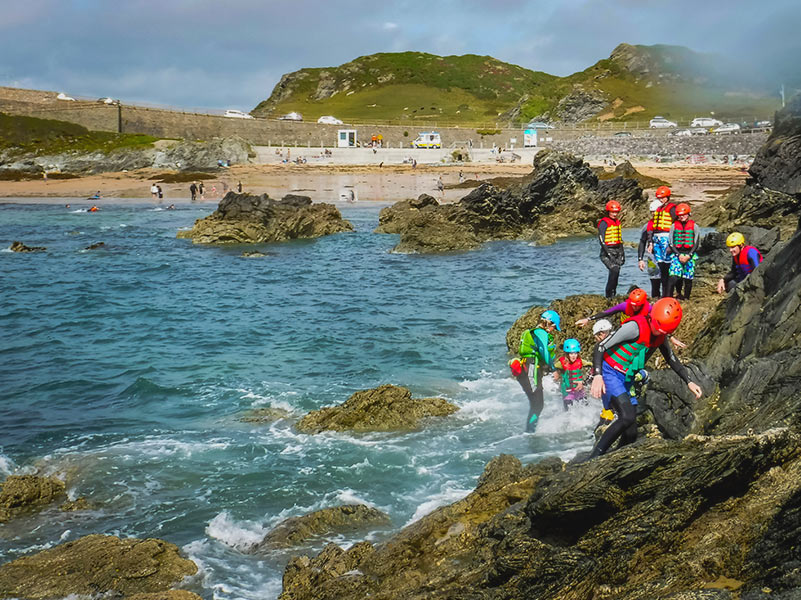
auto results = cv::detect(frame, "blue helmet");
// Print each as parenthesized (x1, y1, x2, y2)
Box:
(541, 310, 561, 331)
(563, 338, 581, 353)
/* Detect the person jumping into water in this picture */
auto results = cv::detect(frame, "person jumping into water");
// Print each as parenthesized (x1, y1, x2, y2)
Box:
(509, 310, 560, 433)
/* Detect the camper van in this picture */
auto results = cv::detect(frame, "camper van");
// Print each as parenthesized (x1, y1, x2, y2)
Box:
(411, 132, 442, 149)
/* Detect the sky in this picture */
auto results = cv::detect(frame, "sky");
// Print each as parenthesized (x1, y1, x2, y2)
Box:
(1, 0, 798, 112)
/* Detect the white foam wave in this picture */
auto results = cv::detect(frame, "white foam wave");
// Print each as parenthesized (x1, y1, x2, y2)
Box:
(206, 511, 268, 551)
(0, 453, 16, 475)
(404, 483, 472, 526)
(0, 248, 12, 253)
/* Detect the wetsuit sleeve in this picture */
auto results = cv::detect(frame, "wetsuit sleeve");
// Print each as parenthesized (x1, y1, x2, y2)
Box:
(587, 302, 626, 321)
(723, 258, 737, 284)
(638, 226, 648, 260)
(668, 224, 679, 254)
(690, 227, 700, 254)
(748, 247, 762, 269)
(598, 220, 608, 249)
(657, 341, 691, 384)
(592, 320, 640, 375)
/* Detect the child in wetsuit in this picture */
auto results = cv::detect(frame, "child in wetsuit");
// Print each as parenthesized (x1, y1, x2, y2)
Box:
(553, 338, 586, 410)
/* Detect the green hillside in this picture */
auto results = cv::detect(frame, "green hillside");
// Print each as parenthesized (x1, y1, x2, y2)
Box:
(0, 112, 157, 155)
(253, 45, 781, 126)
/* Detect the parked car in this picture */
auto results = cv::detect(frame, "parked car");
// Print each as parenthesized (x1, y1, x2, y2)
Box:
(755, 120, 772, 128)
(712, 123, 741, 135)
(525, 121, 555, 129)
(690, 127, 709, 136)
(56, 92, 75, 101)
(279, 112, 303, 121)
(671, 129, 693, 137)
(317, 115, 343, 125)
(690, 117, 723, 128)
(649, 116, 677, 128)
(613, 131, 633, 137)
(224, 109, 254, 119)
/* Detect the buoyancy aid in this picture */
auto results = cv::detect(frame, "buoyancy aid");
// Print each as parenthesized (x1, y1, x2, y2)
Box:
(653, 202, 675, 232)
(671, 219, 696, 250)
(620, 299, 651, 324)
(603, 314, 666, 374)
(734, 246, 763, 280)
(519, 328, 555, 377)
(558, 355, 584, 393)
(598, 216, 622, 246)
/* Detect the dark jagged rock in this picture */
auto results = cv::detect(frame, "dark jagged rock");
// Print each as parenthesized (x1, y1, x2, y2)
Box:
(0, 534, 197, 599)
(295, 384, 458, 433)
(374, 150, 646, 252)
(0, 475, 65, 523)
(9, 241, 46, 252)
(251, 505, 392, 551)
(695, 94, 801, 236)
(177, 191, 353, 244)
(59, 497, 91, 512)
(84, 242, 105, 250)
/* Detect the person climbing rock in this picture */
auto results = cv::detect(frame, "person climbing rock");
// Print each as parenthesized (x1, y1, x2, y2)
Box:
(598, 200, 625, 298)
(716, 232, 763, 294)
(553, 338, 586, 410)
(509, 310, 560, 433)
(666, 203, 700, 300)
(587, 298, 702, 459)
(648, 186, 677, 297)
(575, 287, 650, 328)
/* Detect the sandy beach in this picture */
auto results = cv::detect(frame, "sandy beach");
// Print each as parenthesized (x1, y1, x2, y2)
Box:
(0, 162, 747, 206)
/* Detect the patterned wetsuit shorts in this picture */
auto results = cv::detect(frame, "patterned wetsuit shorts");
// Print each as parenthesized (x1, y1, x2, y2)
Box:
(669, 252, 698, 279)
(652, 233, 670, 263)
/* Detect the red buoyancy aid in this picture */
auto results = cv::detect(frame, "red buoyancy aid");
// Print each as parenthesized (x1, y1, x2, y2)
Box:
(598, 216, 622, 246)
(653, 202, 675, 232)
(603, 314, 666, 373)
(621, 299, 651, 324)
(558, 355, 584, 390)
(734, 246, 763, 280)
(672, 220, 696, 249)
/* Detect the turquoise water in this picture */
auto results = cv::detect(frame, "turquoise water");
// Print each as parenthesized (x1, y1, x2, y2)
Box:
(1, 201, 647, 599)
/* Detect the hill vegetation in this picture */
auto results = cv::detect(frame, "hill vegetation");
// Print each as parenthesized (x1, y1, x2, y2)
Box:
(253, 45, 781, 126)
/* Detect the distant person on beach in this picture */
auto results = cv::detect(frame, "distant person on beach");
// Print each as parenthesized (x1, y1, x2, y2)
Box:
(43, 171, 48, 183)
(509, 310, 560, 433)
(237, 181, 243, 193)
(716, 232, 763, 294)
(167, 204, 175, 210)
(199, 182, 205, 200)
(459, 171, 464, 183)
(157, 185, 163, 200)
(150, 183, 158, 199)
(598, 200, 624, 298)
(436, 177, 444, 197)
(190, 182, 198, 201)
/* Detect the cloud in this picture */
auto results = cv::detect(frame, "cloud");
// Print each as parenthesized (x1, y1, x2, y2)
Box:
(383, 22, 399, 30)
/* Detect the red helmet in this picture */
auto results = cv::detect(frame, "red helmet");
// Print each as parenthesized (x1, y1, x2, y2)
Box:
(605, 200, 621, 212)
(651, 297, 682, 334)
(628, 288, 647, 308)
(675, 203, 691, 216)
(655, 186, 671, 199)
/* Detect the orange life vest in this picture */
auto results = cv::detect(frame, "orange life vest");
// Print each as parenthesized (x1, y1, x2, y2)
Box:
(598, 216, 622, 246)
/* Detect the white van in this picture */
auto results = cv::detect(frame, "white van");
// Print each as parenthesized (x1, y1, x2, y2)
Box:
(224, 109, 254, 119)
(412, 132, 441, 149)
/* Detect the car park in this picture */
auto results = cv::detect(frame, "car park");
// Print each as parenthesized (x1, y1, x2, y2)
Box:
(317, 115, 344, 125)
(649, 116, 677, 128)
(712, 123, 741, 135)
(690, 117, 723, 128)
(224, 109, 254, 119)
(279, 112, 303, 121)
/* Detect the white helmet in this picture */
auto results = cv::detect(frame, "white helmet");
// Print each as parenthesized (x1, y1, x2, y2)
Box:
(649, 198, 661, 211)
(593, 319, 613, 335)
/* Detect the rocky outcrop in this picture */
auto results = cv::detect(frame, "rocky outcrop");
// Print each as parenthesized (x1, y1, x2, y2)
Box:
(9, 241, 46, 252)
(553, 85, 608, 123)
(177, 192, 353, 244)
(239, 407, 292, 423)
(0, 534, 197, 599)
(295, 384, 458, 433)
(375, 150, 646, 252)
(0, 475, 65, 523)
(695, 94, 801, 236)
(252, 505, 392, 551)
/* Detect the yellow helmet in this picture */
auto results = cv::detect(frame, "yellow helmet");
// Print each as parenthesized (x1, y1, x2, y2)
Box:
(726, 232, 746, 247)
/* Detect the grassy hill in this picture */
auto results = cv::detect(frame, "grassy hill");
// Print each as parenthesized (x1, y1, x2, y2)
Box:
(0, 112, 157, 155)
(253, 45, 781, 126)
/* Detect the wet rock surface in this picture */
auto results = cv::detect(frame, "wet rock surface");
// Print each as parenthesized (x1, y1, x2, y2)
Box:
(177, 192, 354, 244)
(0, 475, 66, 523)
(252, 504, 392, 551)
(9, 241, 46, 252)
(0, 534, 197, 599)
(375, 150, 646, 252)
(295, 384, 458, 433)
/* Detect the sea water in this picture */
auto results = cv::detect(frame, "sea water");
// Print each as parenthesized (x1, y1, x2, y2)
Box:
(0, 201, 648, 599)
